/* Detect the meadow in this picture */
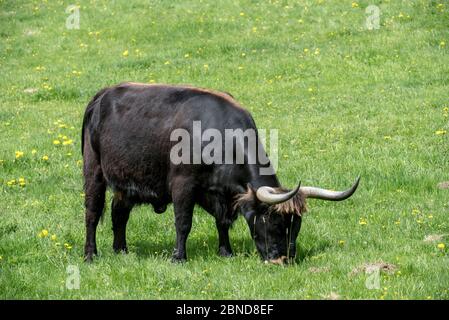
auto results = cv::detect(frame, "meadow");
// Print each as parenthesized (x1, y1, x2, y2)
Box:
(0, 0, 448, 299)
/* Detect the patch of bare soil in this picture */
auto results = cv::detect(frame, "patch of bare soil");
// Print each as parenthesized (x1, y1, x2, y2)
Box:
(423, 234, 446, 242)
(437, 181, 449, 189)
(308, 266, 330, 273)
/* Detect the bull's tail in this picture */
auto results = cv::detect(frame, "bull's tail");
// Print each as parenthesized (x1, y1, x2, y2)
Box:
(81, 87, 109, 156)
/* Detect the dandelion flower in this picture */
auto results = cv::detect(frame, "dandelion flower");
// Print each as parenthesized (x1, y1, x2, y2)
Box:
(53, 140, 61, 145)
(38, 229, 49, 238)
(359, 218, 367, 226)
(338, 240, 345, 245)
(42, 155, 49, 161)
(351, 2, 359, 8)
(18, 177, 26, 187)
(62, 139, 73, 146)
(31, 149, 37, 155)
(437, 243, 445, 250)
(15, 151, 24, 159)
(122, 50, 129, 57)
(64, 243, 72, 250)
(435, 130, 447, 135)
(51, 234, 57, 241)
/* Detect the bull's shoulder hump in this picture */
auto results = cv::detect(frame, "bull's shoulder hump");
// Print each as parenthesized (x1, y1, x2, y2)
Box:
(116, 82, 242, 108)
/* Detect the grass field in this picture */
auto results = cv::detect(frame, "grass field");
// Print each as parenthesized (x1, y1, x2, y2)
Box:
(1, 0, 448, 299)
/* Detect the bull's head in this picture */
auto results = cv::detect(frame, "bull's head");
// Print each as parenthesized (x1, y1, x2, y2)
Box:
(236, 177, 360, 264)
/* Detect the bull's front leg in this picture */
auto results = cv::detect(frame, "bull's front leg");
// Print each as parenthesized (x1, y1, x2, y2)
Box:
(216, 220, 233, 257)
(171, 183, 195, 263)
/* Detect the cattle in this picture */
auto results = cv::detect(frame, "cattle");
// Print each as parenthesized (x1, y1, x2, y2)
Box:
(81, 82, 359, 264)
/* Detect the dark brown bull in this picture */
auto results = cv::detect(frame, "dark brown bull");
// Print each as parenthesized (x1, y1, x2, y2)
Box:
(82, 82, 359, 263)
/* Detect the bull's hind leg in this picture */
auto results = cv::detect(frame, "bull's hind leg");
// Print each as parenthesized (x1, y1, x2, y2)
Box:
(171, 178, 195, 263)
(111, 192, 133, 253)
(83, 149, 106, 262)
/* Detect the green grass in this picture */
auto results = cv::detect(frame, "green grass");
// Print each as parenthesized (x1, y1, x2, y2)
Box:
(1, 0, 448, 299)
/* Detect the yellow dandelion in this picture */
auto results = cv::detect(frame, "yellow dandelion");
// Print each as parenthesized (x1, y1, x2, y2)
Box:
(440, 41, 446, 47)
(203, 64, 209, 69)
(62, 139, 73, 146)
(6, 179, 16, 186)
(384, 136, 392, 140)
(64, 243, 72, 250)
(437, 243, 445, 250)
(164, 61, 170, 65)
(184, 53, 190, 58)
(240, 12, 245, 16)
(303, 48, 309, 53)
(435, 130, 447, 135)
(338, 240, 345, 245)
(42, 155, 49, 161)
(51, 234, 57, 241)
(122, 50, 129, 57)
(38, 229, 49, 238)
(352, 2, 359, 8)
(53, 140, 61, 145)
(18, 177, 26, 187)
(31, 149, 37, 155)
(359, 218, 367, 226)
(15, 151, 24, 159)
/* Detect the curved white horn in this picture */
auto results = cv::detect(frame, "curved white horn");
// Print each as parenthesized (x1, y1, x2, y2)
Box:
(300, 177, 360, 201)
(256, 182, 301, 204)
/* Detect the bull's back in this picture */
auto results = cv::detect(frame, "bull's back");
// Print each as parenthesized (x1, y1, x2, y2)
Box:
(84, 83, 251, 202)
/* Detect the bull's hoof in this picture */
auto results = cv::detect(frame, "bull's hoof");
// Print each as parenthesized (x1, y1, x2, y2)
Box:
(218, 247, 233, 258)
(171, 250, 187, 263)
(171, 256, 187, 264)
(84, 253, 95, 263)
(153, 204, 167, 214)
(113, 246, 128, 254)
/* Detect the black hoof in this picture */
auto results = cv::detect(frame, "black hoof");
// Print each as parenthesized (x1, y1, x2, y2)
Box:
(218, 247, 233, 257)
(171, 256, 187, 263)
(113, 247, 128, 254)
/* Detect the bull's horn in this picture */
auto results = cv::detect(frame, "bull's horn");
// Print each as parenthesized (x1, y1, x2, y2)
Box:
(299, 176, 360, 201)
(256, 182, 301, 204)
